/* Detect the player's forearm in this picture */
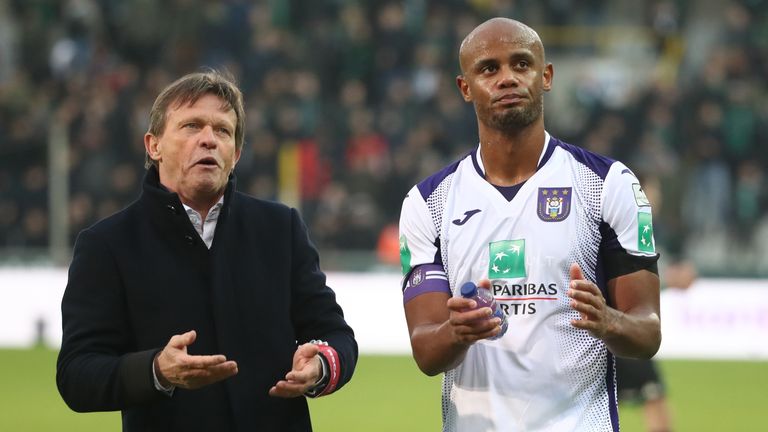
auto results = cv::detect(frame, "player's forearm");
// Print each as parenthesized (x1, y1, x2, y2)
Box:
(602, 308, 661, 359)
(410, 322, 471, 376)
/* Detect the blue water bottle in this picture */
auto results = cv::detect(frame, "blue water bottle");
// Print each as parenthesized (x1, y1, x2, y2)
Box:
(460, 281, 508, 340)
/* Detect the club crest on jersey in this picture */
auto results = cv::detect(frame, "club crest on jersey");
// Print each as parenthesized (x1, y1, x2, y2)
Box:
(488, 240, 526, 279)
(411, 267, 424, 286)
(537, 187, 572, 222)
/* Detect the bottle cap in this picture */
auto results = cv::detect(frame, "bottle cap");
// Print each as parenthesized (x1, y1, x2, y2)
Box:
(460, 281, 478, 298)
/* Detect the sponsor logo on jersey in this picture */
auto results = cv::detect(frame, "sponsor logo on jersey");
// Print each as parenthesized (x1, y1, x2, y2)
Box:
(399, 235, 411, 275)
(632, 183, 651, 207)
(491, 282, 560, 316)
(537, 187, 571, 222)
(488, 239, 526, 278)
(491, 282, 558, 297)
(452, 209, 482, 226)
(638, 212, 655, 253)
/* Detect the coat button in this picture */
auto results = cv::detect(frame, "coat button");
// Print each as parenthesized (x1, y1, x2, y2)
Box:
(184, 234, 195, 245)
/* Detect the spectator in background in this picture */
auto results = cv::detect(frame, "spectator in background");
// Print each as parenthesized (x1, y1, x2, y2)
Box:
(56, 71, 357, 431)
(0, 0, 766, 276)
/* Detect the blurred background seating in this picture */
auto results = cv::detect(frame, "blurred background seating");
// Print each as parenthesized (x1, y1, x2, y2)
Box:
(0, 0, 766, 276)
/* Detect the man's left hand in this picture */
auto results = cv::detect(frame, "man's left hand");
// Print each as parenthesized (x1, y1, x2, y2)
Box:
(567, 263, 619, 339)
(268, 343, 322, 398)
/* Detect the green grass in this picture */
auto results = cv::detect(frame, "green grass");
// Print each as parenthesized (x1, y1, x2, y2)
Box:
(1, 348, 766, 431)
(0, 348, 119, 430)
(643, 360, 767, 432)
(309, 355, 442, 431)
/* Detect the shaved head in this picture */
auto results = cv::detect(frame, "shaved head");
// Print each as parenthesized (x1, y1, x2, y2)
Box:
(459, 18, 545, 75)
(455, 17, 553, 133)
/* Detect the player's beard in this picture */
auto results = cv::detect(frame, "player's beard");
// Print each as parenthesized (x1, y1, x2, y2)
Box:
(480, 88, 544, 132)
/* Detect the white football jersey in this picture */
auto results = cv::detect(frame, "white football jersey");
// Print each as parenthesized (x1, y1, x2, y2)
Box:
(399, 133, 658, 432)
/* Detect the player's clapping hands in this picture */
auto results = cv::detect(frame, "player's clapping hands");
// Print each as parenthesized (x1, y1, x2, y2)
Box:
(567, 263, 620, 340)
(446, 279, 503, 343)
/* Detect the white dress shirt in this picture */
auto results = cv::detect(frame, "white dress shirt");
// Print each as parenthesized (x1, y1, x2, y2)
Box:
(152, 197, 224, 394)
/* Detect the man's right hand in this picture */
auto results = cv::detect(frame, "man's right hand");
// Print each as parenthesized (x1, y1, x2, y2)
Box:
(155, 330, 238, 390)
(405, 279, 502, 376)
(446, 284, 502, 344)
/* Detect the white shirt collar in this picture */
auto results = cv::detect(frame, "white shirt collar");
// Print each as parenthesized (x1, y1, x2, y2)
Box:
(182, 196, 224, 249)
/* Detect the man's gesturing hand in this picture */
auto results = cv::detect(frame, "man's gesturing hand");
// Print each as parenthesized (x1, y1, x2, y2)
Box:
(269, 343, 324, 398)
(567, 263, 619, 339)
(446, 279, 502, 344)
(155, 330, 238, 390)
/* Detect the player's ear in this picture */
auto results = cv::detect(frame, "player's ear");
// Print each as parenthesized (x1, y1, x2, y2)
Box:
(457, 75, 472, 102)
(542, 63, 553, 92)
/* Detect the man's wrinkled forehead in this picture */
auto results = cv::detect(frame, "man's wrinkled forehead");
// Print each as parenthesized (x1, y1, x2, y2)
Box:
(168, 93, 233, 113)
(459, 18, 544, 71)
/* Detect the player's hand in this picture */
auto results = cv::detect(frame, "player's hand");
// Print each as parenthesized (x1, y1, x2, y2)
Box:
(567, 263, 619, 339)
(155, 330, 238, 390)
(446, 279, 502, 344)
(269, 343, 323, 398)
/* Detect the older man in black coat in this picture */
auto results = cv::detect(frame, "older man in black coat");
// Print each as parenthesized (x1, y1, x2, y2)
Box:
(56, 71, 357, 431)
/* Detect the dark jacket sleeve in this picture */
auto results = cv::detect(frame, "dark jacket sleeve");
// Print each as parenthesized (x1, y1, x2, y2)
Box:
(288, 208, 358, 392)
(56, 228, 163, 412)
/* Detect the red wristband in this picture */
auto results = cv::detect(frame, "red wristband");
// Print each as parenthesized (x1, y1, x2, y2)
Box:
(314, 343, 340, 397)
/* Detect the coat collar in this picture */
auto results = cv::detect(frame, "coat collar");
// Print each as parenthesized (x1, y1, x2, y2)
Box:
(139, 165, 237, 223)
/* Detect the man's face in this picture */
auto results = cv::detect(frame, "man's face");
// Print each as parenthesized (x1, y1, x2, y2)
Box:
(144, 93, 240, 202)
(457, 22, 552, 131)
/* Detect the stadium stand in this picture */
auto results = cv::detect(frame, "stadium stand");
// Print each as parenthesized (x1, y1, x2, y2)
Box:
(0, 0, 766, 275)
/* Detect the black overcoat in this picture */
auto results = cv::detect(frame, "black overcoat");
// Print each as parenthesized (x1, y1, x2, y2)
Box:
(57, 167, 358, 431)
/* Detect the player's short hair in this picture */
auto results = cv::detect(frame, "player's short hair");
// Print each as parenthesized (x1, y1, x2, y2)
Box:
(145, 70, 245, 169)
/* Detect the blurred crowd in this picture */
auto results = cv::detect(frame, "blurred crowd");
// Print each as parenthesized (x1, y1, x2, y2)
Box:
(0, 0, 766, 274)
